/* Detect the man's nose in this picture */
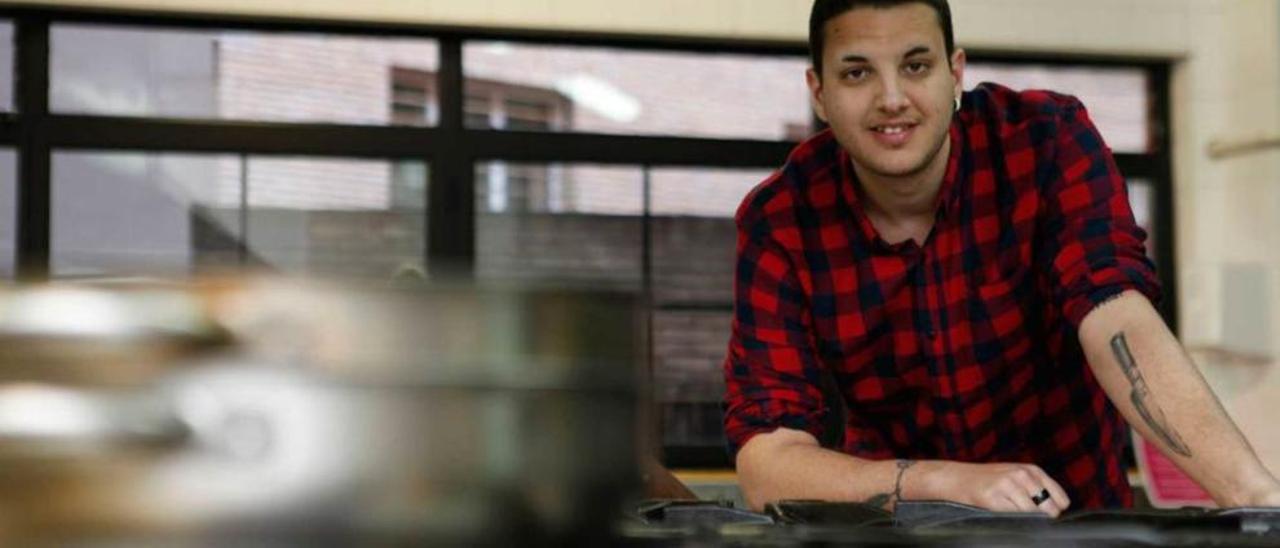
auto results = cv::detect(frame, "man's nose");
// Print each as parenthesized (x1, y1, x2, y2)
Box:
(876, 76, 909, 113)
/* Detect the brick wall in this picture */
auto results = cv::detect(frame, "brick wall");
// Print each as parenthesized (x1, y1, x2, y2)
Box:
(464, 42, 812, 141)
(477, 212, 644, 290)
(654, 310, 732, 447)
(651, 216, 737, 303)
(215, 35, 439, 210)
(193, 206, 425, 279)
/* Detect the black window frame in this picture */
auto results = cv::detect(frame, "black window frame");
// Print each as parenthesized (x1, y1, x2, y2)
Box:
(0, 7, 1177, 470)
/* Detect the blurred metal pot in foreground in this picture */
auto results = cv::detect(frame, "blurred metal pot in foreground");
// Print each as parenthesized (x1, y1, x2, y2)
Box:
(0, 279, 642, 545)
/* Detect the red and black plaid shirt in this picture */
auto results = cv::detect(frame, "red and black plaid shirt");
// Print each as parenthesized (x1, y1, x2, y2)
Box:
(723, 83, 1160, 509)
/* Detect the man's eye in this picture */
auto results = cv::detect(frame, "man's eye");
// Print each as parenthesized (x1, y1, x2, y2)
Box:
(844, 68, 868, 81)
(904, 62, 930, 75)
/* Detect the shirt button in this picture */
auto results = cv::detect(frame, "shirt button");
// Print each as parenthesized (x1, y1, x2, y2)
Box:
(926, 327, 937, 339)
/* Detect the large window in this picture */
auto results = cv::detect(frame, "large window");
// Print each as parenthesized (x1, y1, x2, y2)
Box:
(51, 152, 426, 279)
(0, 149, 13, 279)
(0, 22, 12, 112)
(0, 11, 1175, 470)
(51, 24, 439, 125)
(476, 162, 643, 288)
(52, 151, 242, 277)
(462, 41, 814, 141)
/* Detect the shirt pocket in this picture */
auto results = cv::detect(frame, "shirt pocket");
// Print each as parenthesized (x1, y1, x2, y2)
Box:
(969, 249, 1033, 365)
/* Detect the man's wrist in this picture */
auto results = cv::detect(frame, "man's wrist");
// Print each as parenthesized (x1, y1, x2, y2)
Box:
(891, 459, 914, 505)
(901, 460, 948, 502)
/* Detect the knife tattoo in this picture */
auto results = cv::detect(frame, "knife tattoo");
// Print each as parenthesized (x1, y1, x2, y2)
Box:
(1110, 333, 1193, 458)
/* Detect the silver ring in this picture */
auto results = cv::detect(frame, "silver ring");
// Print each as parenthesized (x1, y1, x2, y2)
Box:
(1031, 488, 1051, 505)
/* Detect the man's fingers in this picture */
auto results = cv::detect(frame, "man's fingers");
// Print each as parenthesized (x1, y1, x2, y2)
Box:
(959, 462, 1072, 517)
(1027, 490, 1059, 516)
(1007, 469, 1057, 516)
(1002, 490, 1039, 513)
(995, 477, 1041, 513)
(976, 491, 1023, 513)
(1027, 466, 1072, 512)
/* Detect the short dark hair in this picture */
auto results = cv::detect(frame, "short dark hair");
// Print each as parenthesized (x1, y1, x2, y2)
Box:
(809, 0, 955, 78)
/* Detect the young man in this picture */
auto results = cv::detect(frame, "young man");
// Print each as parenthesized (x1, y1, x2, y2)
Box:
(723, 0, 1280, 515)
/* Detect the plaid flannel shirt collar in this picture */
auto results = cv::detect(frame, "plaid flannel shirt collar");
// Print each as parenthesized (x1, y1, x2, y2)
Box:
(835, 118, 968, 251)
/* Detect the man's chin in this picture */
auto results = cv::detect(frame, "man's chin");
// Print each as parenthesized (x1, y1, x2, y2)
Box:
(854, 156, 929, 179)
(851, 138, 949, 181)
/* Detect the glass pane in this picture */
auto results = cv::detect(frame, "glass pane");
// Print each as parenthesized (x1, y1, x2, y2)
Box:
(0, 22, 12, 112)
(51, 24, 438, 125)
(654, 310, 731, 448)
(0, 149, 14, 278)
(52, 152, 426, 280)
(476, 162, 642, 290)
(52, 151, 243, 278)
(464, 42, 812, 141)
(1127, 178, 1156, 262)
(965, 63, 1150, 153)
(245, 156, 426, 280)
(650, 167, 770, 304)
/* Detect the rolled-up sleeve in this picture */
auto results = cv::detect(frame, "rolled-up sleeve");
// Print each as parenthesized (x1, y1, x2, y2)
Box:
(1039, 98, 1161, 328)
(722, 226, 827, 459)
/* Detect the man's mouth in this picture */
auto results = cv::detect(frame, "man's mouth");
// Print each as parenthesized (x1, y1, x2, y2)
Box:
(872, 123, 916, 134)
(869, 123, 917, 146)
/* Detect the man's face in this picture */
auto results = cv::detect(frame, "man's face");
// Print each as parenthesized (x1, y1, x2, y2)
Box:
(806, 4, 965, 182)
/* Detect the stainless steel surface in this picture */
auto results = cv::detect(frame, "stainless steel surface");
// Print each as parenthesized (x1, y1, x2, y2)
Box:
(0, 285, 232, 386)
(0, 279, 643, 544)
(623, 501, 1280, 546)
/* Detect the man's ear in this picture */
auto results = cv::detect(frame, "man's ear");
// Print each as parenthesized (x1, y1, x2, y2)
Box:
(949, 48, 967, 100)
(806, 68, 829, 123)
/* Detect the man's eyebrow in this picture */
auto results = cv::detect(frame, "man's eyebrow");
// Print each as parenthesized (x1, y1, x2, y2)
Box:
(837, 45, 935, 64)
(903, 46, 933, 58)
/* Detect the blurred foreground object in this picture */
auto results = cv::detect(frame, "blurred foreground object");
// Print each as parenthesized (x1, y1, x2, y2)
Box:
(0, 279, 642, 545)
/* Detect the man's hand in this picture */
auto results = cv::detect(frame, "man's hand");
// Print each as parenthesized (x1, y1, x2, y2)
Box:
(1243, 487, 1280, 508)
(915, 461, 1071, 517)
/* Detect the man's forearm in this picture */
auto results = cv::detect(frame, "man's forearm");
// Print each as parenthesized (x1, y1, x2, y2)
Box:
(735, 427, 911, 511)
(1079, 291, 1280, 506)
(735, 427, 1074, 515)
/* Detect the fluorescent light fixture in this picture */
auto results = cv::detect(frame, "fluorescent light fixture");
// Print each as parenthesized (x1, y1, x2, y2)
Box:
(553, 74, 641, 123)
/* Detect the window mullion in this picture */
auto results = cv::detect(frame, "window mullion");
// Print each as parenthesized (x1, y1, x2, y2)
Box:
(14, 15, 50, 282)
(427, 36, 474, 278)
